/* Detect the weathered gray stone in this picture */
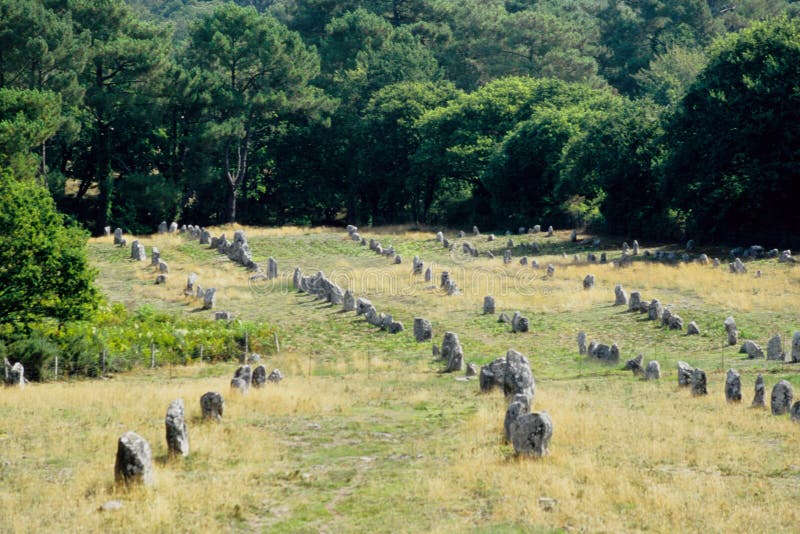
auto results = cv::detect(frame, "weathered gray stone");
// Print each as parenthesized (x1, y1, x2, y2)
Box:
(730, 258, 747, 274)
(158, 221, 168, 234)
(440, 271, 450, 288)
(214, 311, 233, 321)
(609, 343, 620, 363)
(497, 312, 511, 323)
(394, 255, 402, 265)
(231, 365, 252, 394)
(697, 253, 709, 265)
(356, 298, 373, 316)
(504, 395, 531, 442)
(203, 288, 216, 310)
(779, 250, 794, 263)
(465, 362, 478, 377)
(441, 332, 464, 372)
(628, 291, 641, 312)
(479, 357, 506, 392)
(267, 369, 284, 383)
(725, 369, 742, 402)
(691, 368, 707, 396)
(647, 299, 663, 321)
(413, 318, 432, 342)
(724, 316, 738, 345)
(165, 399, 189, 457)
(583, 274, 595, 290)
(510, 412, 553, 457)
(503, 350, 535, 400)
(740, 340, 765, 359)
(130, 240, 146, 261)
(157, 259, 169, 273)
(169, 222, 178, 233)
(343, 290, 356, 312)
(483, 296, 496, 315)
(155, 274, 167, 285)
(677, 361, 694, 387)
(200, 391, 224, 421)
(752, 374, 766, 408)
(4, 359, 25, 387)
(792, 332, 800, 363)
(546, 264, 555, 277)
(570, 230, 577, 242)
(661, 308, 673, 327)
(771, 380, 793, 415)
(503, 250, 512, 264)
(577, 331, 587, 356)
(546, 226, 554, 237)
(387, 321, 404, 334)
(424, 267, 432, 282)
(614, 285, 627, 306)
(511, 312, 529, 333)
(668, 314, 683, 330)
(435, 231, 444, 243)
(791, 402, 800, 423)
(644, 360, 661, 380)
(624, 354, 644, 376)
(199, 230, 211, 245)
(151, 247, 160, 266)
(252, 365, 267, 388)
(687, 321, 700, 335)
(267, 257, 278, 280)
(113, 228, 124, 245)
(115, 431, 153, 486)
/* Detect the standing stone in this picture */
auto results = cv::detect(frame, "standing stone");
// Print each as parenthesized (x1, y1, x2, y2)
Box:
(203, 288, 216, 310)
(104, 226, 111, 237)
(647, 299, 663, 321)
(267, 257, 278, 279)
(343, 290, 356, 312)
(546, 264, 555, 277)
(510, 311, 529, 333)
(791, 402, 800, 423)
(792, 332, 800, 363)
(293, 268, 302, 291)
(424, 267, 432, 282)
(151, 247, 160, 266)
(440, 271, 450, 288)
(644, 360, 661, 380)
(113, 228, 124, 245)
(441, 332, 464, 372)
(387, 321, 404, 334)
(677, 361, 694, 387)
(740, 340, 765, 359)
(497, 312, 511, 323)
(165, 399, 189, 457)
(570, 230, 578, 242)
(473, 226, 480, 236)
(394, 255, 402, 265)
(628, 291, 642, 311)
(157, 260, 169, 273)
(231, 365, 252, 394)
(169, 222, 178, 233)
(614, 285, 627, 306)
(483, 296, 496, 315)
(465, 362, 478, 377)
(608, 343, 620, 363)
(130, 240, 146, 261)
(155, 274, 168, 285)
(479, 357, 507, 392)
(435, 231, 444, 243)
(547, 226, 554, 237)
(199, 230, 211, 245)
(624, 354, 644, 376)
(503, 350, 535, 400)
(687, 321, 700, 335)
(691, 368, 707, 396)
(5, 360, 25, 387)
(577, 331, 587, 356)
(752, 374, 766, 408)
(114, 431, 154, 486)
(158, 221, 168, 234)
(510, 412, 553, 457)
(724, 316, 738, 345)
(582, 274, 595, 290)
(632, 240, 639, 255)
(413, 318, 433, 342)
(771, 380, 794, 415)
(267, 369, 284, 383)
(200, 392, 224, 421)
(725, 369, 742, 403)
(504, 395, 531, 442)
(252, 365, 267, 388)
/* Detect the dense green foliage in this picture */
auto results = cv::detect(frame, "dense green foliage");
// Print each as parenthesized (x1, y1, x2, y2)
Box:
(1, 0, 800, 245)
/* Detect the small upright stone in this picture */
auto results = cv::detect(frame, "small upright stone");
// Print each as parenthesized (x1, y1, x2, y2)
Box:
(441, 332, 464, 372)
(114, 227, 124, 245)
(644, 360, 661, 380)
(510, 412, 553, 457)
(628, 291, 641, 312)
(677, 361, 694, 387)
(577, 331, 587, 355)
(231, 365, 252, 394)
(479, 357, 506, 392)
(511, 311, 529, 333)
(130, 240, 146, 261)
(632, 240, 639, 255)
(647, 299, 663, 321)
(767, 334, 786, 362)
(203, 288, 216, 310)
(725, 369, 742, 403)
(200, 391, 224, 421)
(614, 285, 627, 306)
(687, 321, 700, 335)
(546, 226, 554, 237)
(623, 354, 644, 376)
(158, 221, 168, 234)
(740, 340, 764, 359)
(570, 230, 577, 242)
(343, 290, 356, 312)
(151, 247, 160, 266)
(503, 350, 535, 400)
(115, 431, 154, 486)
(267, 369, 284, 383)
(413, 318, 433, 342)
(791, 402, 800, 423)
(504, 395, 530, 442)
(792, 332, 800, 363)
(165, 399, 189, 457)
(751, 374, 767, 408)
(546, 264, 555, 277)
(691, 368, 707, 396)
(723, 316, 738, 345)
(424, 267, 432, 282)
(771, 380, 793, 415)
(267, 257, 278, 279)
(483, 296, 496, 315)
(582, 274, 595, 290)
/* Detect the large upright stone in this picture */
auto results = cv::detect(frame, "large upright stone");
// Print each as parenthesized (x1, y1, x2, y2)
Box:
(267, 257, 278, 280)
(677, 361, 694, 387)
(724, 316, 738, 345)
(771, 380, 793, 415)
(158, 221, 168, 234)
(130, 240, 146, 261)
(510, 412, 553, 457)
(628, 291, 642, 312)
(165, 399, 189, 457)
(645, 360, 661, 380)
(441, 332, 464, 372)
(767, 334, 784, 361)
(479, 357, 506, 392)
(343, 290, 356, 312)
(503, 350, 535, 400)
(4, 360, 25, 387)
(792, 332, 800, 363)
(725, 369, 742, 403)
(113, 228, 124, 245)
(114, 431, 154, 486)
(647, 299, 663, 321)
(752, 374, 766, 408)
(483, 296, 495, 315)
(504, 395, 531, 442)
(252, 365, 267, 388)
(203, 288, 216, 310)
(231, 365, 252, 394)
(691, 368, 707, 396)
(413, 318, 432, 342)
(614, 285, 627, 306)
(200, 391, 224, 421)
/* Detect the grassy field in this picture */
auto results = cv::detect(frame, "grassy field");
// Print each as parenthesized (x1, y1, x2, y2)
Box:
(2, 225, 799, 532)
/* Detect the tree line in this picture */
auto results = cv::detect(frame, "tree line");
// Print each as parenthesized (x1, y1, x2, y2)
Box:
(2, 0, 800, 246)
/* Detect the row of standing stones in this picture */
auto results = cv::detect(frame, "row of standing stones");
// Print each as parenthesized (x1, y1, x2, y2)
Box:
(113, 364, 284, 491)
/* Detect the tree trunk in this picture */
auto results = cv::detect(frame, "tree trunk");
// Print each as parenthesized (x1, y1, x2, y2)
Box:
(227, 182, 238, 223)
